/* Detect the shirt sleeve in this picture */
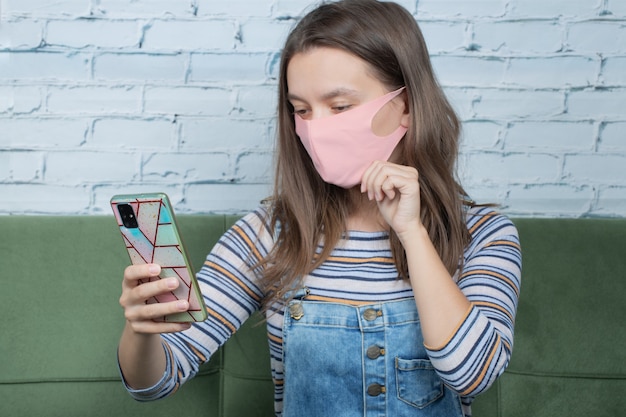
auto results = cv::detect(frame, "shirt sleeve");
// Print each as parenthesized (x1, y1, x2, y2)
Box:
(425, 208, 522, 398)
(122, 208, 273, 401)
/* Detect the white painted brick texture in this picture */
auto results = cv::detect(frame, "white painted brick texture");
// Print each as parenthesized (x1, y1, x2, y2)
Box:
(0, 0, 624, 217)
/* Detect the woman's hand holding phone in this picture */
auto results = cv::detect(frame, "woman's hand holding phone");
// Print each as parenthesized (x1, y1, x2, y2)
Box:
(120, 263, 192, 334)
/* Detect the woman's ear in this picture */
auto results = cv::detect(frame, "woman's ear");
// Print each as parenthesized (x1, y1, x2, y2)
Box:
(400, 90, 410, 128)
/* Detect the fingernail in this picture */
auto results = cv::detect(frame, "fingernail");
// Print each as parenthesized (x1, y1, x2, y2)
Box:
(167, 278, 178, 289)
(148, 264, 160, 275)
(177, 300, 189, 310)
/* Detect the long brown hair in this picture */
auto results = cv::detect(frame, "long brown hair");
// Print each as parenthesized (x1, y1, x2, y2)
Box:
(260, 0, 470, 305)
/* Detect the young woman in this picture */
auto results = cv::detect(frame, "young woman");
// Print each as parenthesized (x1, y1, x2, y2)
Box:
(117, 1, 522, 416)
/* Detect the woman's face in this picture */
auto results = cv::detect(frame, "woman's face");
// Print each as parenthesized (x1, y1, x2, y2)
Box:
(286, 47, 409, 137)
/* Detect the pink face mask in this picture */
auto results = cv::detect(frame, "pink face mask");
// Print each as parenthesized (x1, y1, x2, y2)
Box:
(295, 87, 407, 188)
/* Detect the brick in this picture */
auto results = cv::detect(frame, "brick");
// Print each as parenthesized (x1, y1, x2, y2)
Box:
(506, 121, 595, 150)
(46, 19, 139, 48)
(507, 0, 601, 17)
(0, 51, 90, 80)
(142, 152, 231, 182)
(267, 52, 281, 80)
(419, 21, 467, 53)
(602, 57, 626, 86)
(184, 183, 271, 213)
(91, 118, 175, 149)
(568, 89, 626, 118)
(568, 21, 626, 54)
(593, 187, 626, 216)
(235, 151, 273, 182)
(0, 184, 91, 214)
(189, 53, 268, 82)
(144, 86, 232, 116)
(418, 0, 505, 17)
(0, 151, 42, 181)
(93, 52, 185, 81)
(2, 0, 90, 16)
(443, 88, 475, 121)
(0, 93, 8, 113)
(461, 184, 508, 206)
(460, 120, 503, 149)
(92, 184, 183, 214)
(599, 122, 626, 150)
(473, 89, 564, 119)
(47, 85, 141, 114)
(196, 0, 273, 17)
(464, 151, 561, 184)
(608, 0, 626, 17)
(45, 150, 139, 184)
(180, 118, 273, 150)
(473, 21, 563, 53)
(142, 20, 236, 51)
(14, 86, 42, 113)
(237, 85, 278, 117)
(431, 56, 506, 87)
(0, 20, 43, 49)
(0, 86, 42, 114)
(505, 56, 598, 88)
(95, 0, 195, 17)
(274, 0, 318, 17)
(564, 154, 626, 184)
(389, 0, 417, 13)
(506, 184, 594, 216)
(239, 19, 296, 51)
(0, 118, 88, 147)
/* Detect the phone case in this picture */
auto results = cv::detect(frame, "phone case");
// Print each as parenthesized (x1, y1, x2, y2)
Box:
(111, 193, 207, 322)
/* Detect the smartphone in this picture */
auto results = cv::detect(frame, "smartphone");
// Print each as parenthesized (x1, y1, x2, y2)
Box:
(110, 192, 207, 322)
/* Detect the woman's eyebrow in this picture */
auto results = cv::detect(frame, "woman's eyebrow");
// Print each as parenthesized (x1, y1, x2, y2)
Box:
(321, 87, 360, 100)
(287, 87, 360, 103)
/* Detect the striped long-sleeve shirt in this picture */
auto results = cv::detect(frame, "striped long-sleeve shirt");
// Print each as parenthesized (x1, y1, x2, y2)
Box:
(122, 205, 522, 416)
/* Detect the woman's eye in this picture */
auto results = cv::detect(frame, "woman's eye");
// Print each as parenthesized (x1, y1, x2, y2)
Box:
(332, 104, 353, 113)
(293, 108, 309, 117)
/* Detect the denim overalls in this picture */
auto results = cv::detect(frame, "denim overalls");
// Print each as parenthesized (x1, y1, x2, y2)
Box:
(281, 288, 464, 416)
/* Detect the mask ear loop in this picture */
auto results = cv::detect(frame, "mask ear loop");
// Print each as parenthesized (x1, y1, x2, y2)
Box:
(370, 87, 407, 138)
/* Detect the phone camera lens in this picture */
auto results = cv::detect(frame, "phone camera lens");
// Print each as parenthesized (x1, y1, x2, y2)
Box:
(118, 204, 139, 229)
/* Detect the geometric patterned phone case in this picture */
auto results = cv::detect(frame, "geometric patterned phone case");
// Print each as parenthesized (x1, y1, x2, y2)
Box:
(110, 193, 207, 322)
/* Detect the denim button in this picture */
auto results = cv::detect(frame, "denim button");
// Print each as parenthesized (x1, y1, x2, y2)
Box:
(289, 303, 304, 320)
(367, 383, 386, 396)
(363, 308, 378, 321)
(366, 345, 383, 359)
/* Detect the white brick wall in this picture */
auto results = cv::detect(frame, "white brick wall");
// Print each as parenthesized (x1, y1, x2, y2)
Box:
(0, 0, 624, 217)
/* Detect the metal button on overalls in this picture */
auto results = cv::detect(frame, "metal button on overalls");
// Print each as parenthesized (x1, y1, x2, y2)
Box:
(366, 345, 384, 359)
(367, 383, 386, 396)
(363, 308, 380, 321)
(289, 303, 304, 320)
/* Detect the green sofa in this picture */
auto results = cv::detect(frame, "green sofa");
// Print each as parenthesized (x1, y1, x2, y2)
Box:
(1, 215, 624, 416)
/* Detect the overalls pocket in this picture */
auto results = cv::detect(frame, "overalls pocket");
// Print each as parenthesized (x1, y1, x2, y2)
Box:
(395, 357, 444, 409)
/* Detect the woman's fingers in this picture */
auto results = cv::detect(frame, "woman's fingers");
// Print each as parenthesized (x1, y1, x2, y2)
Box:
(361, 161, 417, 201)
(119, 263, 192, 333)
